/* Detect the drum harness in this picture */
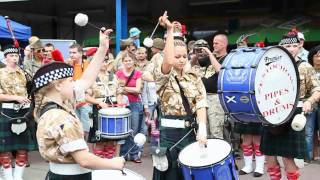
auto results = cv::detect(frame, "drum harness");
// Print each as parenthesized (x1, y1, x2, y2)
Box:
(164, 77, 198, 152)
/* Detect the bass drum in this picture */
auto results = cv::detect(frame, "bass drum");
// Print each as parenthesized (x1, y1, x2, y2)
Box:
(218, 46, 299, 126)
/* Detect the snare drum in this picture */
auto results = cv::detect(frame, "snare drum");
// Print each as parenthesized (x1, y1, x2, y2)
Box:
(92, 168, 145, 180)
(178, 139, 238, 180)
(218, 46, 299, 125)
(97, 107, 132, 139)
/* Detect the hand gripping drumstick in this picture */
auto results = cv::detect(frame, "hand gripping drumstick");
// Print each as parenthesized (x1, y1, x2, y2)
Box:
(120, 133, 146, 175)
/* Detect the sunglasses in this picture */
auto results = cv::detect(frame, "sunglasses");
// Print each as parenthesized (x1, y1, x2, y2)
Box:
(35, 48, 45, 53)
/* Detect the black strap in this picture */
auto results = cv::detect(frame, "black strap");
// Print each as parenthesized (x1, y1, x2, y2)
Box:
(40, 102, 62, 116)
(174, 76, 193, 116)
(296, 59, 304, 68)
(125, 70, 135, 86)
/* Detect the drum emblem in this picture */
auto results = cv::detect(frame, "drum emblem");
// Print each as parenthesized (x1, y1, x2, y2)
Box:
(240, 96, 250, 103)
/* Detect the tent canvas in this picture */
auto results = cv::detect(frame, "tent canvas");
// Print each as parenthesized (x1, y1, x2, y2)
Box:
(0, 15, 31, 41)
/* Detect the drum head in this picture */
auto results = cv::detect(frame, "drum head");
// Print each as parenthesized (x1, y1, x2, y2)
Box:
(178, 139, 231, 168)
(99, 107, 131, 116)
(92, 168, 145, 180)
(254, 46, 299, 125)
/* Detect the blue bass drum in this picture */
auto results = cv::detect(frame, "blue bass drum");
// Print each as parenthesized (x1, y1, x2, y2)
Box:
(218, 46, 299, 125)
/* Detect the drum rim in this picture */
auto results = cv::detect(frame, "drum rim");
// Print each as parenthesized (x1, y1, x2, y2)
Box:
(178, 138, 233, 169)
(218, 46, 300, 126)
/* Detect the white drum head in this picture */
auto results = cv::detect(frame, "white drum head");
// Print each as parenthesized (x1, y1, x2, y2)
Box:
(255, 47, 298, 125)
(92, 168, 145, 180)
(178, 139, 231, 167)
(99, 107, 131, 116)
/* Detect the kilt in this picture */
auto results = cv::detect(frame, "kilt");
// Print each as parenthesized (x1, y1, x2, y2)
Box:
(0, 108, 38, 152)
(152, 127, 196, 180)
(260, 108, 305, 159)
(234, 121, 262, 135)
(46, 171, 91, 180)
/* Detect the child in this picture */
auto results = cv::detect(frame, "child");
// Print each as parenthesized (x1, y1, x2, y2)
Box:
(32, 28, 125, 180)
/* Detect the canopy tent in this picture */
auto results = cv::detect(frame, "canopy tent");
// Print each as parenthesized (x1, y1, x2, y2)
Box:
(0, 15, 31, 41)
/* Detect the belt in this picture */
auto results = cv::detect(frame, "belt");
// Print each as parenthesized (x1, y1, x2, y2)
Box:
(161, 118, 190, 128)
(49, 162, 91, 175)
(1, 103, 30, 110)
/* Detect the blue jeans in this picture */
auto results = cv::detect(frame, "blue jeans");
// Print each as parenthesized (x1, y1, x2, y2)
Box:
(305, 108, 320, 160)
(75, 105, 92, 133)
(120, 101, 144, 160)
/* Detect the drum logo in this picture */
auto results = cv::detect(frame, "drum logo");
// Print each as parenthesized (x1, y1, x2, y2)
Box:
(264, 55, 282, 66)
(240, 96, 250, 103)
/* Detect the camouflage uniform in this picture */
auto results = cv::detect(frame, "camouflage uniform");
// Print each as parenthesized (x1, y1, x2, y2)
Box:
(88, 71, 118, 143)
(37, 97, 87, 163)
(135, 60, 150, 72)
(261, 59, 320, 158)
(192, 64, 225, 139)
(23, 58, 42, 77)
(0, 67, 37, 152)
(153, 63, 207, 180)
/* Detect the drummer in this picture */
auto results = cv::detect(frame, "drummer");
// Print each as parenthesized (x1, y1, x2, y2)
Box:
(152, 12, 207, 180)
(33, 28, 125, 180)
(260, 31, 320, 180)
(84, 47, 121, 158)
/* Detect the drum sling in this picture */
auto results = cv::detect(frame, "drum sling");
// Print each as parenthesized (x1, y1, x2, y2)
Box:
(153, 76, 197, 172)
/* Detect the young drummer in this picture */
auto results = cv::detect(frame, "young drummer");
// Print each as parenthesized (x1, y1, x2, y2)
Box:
(32, 28, 125, 180)
(260, 31, 320, 180)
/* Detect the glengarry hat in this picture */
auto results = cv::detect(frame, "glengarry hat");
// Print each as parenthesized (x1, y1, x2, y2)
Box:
(3, 45, 19, 57)
(32, 62, 73, 92)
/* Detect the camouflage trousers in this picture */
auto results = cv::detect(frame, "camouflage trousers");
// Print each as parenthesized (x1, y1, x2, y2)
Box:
(207, 94, 225, 139)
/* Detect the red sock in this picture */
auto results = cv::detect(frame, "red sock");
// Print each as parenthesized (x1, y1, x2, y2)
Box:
(286, 171, 300, 180)
(267, 165, 281, 180)
(253, 144, 263, 156)
(241, 144, 253, 156)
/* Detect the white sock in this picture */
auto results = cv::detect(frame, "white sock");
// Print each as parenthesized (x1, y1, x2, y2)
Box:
(241, 155, 253, 173)
(254, 155, 265, 174)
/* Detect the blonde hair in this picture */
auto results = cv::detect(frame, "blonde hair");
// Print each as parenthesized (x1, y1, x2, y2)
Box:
(137, 47, 147, 53)
(33, 79, 64, 121)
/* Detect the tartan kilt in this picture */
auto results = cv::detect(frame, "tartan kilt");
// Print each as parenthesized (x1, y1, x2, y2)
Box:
(0, 108, 38, 152)
(260, 108, 305, 159)
(233, 121, 262, 135)
(153, 127, 196, 180)
(260, 126, 305, 159)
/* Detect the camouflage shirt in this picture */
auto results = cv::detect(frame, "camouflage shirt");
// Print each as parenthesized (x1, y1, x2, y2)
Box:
(298, 61, 320, 99)
(191, 64, 216, 78)
(0, 67, 27, 97)
(91, 71, 118, 98)
(155, 64, 208, 116)
(23, 58, 42, 77)
(135, 60, 150, 72)
(36, 96, 87, 163)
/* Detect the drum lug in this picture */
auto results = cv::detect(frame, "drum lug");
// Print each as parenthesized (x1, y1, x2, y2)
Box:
(250, 64, 257, 68)
(95, 131, 101, 141)
(249, 90, 255, 94)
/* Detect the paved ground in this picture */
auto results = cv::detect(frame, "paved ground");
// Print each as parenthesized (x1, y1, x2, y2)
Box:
(23, 147, 320, 180)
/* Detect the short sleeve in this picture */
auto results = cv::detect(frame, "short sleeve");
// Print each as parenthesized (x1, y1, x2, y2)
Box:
(45, 110, 88, 155)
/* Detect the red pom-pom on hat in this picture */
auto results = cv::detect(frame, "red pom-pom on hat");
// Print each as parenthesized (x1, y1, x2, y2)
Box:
(86, 47, 98, 57)
(51, 49, 64, 62)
